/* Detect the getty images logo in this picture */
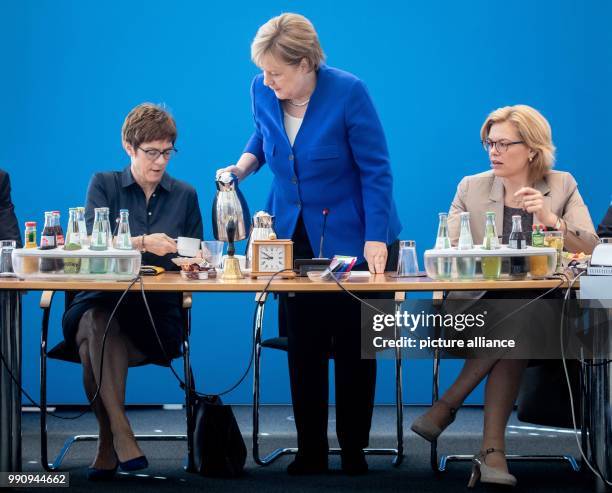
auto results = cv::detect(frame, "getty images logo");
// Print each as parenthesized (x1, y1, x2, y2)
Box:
(372, 311, 487, 332)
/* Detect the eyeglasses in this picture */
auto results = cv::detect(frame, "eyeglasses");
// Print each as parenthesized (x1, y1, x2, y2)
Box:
(482, 139, 525, 153)
(137, 146, 178, 160)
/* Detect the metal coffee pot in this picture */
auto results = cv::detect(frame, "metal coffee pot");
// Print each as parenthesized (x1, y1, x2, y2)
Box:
(213, 171, 250, 279)
(246, 211, 276, 268)
(212, 171, 250, 243)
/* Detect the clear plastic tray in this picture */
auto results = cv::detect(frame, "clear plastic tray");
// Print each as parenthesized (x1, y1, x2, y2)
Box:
(307, 271, 351, 282)
(424, 245, 557, 281)
(11, 247, 141, 281)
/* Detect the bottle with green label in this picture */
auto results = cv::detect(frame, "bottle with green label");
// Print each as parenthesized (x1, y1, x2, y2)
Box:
(531, 224, 544, 247)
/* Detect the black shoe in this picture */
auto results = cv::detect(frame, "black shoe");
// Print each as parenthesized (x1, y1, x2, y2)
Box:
(118, 455, 148, 472)
(287, 454, 328, 475)
(87, 463, 118, 481)
(341, 449, 368, 475)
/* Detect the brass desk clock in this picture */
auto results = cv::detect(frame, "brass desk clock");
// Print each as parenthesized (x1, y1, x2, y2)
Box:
(250, 239, 295, 278)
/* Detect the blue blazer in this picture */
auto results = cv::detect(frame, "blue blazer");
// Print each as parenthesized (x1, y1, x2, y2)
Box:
(244, 64, 402, 262)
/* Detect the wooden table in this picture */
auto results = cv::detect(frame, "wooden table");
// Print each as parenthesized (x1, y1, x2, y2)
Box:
(0, 273, 571, 473)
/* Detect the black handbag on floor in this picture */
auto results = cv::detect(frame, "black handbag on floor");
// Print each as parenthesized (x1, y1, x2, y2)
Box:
(516, 360, 581, 429)
(192, 395, 246, 477)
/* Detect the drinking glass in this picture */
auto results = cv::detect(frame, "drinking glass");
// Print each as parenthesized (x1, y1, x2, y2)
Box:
(0, 240, 16, 276)
(202, 240, 224, 268)
(396, 240, 419, 276)
(543, 231, 564, 271)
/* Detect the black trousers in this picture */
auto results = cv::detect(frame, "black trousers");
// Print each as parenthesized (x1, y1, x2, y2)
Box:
(279, 216, 398, 455)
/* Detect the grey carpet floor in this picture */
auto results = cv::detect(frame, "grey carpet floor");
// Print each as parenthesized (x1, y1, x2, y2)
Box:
(18, 406, 597, 492)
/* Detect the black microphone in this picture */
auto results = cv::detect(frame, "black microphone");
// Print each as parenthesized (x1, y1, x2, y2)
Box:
(318, 208, 329, 258)
(294, 208, 332, 276)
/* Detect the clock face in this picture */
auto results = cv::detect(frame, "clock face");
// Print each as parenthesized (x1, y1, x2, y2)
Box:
(258, 245, 285, 272)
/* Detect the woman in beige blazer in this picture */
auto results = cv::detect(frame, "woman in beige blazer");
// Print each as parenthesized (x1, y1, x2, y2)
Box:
(411, 105, 598, 488)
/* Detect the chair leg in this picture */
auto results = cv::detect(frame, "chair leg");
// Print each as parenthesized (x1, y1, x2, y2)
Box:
(40, 307, 53, 472)
(393, 298, 404, 466)
(439, 453, 580, 472)
(182, 316, 196, 473)
(430, 347, 440, 472)
(252, 295, 298, 466)
(45, 434, 189, 471)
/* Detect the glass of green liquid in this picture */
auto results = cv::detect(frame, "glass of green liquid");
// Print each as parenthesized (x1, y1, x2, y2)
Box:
(543, 231, 564, 271)
(481, 254, 502, 280)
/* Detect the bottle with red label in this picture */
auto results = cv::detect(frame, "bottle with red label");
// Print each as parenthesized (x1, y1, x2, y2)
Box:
(52, 211, 65, 272)
(39, 212, 56, 272)
(52, 211, 65, 246)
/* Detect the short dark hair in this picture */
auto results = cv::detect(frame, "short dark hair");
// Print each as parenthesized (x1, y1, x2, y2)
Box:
(122, 103, 177, 149)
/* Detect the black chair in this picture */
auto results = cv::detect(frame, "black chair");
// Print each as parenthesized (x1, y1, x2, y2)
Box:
(39, 290, 196, 472)
(252, 292, 405, 466)
(428, 290, 580, 473)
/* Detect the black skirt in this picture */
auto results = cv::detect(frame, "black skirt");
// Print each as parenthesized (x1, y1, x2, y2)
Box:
(61, 291, 183, 366)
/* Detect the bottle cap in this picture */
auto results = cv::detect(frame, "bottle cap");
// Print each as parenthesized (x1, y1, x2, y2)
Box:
(25, 221, 36, 227)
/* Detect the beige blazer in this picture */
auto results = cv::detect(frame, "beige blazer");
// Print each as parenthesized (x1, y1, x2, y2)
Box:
(447, 170, 599, 254)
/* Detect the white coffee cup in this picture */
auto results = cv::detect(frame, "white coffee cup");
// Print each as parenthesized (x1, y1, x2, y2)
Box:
(222, 254, 246, 271)
(177, 236, 201, 257)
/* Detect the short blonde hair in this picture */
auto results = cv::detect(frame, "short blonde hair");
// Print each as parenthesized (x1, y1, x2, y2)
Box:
(480, 104, 556, 182)
(251, 13, 325, 70)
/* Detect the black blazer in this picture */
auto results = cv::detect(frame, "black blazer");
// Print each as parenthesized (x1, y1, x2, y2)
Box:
(598, 205, 612, 238)
(0, 170, 21, 247)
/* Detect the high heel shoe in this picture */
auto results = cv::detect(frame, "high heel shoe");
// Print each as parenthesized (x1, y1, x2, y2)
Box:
(87, 462, 118, 481)
(467, 448, 517, 488)
(118, 455, 148, 472)
(410, 399, 457, 442)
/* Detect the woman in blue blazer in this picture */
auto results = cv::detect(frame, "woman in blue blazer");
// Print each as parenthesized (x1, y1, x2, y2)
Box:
(219, 13, 402, 475)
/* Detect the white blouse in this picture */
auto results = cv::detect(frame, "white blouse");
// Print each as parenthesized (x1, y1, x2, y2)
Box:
(284, 112, 303, 147)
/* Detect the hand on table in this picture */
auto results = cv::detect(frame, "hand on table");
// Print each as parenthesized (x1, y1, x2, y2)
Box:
(364, 241, 388, 274)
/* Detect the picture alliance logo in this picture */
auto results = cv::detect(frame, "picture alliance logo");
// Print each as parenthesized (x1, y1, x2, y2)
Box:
(372, 310, 487, 332)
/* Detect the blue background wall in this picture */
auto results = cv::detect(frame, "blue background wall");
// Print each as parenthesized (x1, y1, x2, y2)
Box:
(2, 0, 611, 405)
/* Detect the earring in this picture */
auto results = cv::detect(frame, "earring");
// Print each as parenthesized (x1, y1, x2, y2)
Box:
(529, 156, 533, 162)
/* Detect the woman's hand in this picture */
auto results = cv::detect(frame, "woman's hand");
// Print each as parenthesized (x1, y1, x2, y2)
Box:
(514, 187, 558, 227)
(364, 241, 388, 274)
(216, 164, 246, 182)
(143, 233, 177, 256)
(215, 153, 260, 183)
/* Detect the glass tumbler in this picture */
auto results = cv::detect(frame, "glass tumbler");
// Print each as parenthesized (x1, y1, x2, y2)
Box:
(543, 231, 564, 271)
(396, 240, 419, 276)
(202, 240, 224, 268)
(0, 240, 16, 277)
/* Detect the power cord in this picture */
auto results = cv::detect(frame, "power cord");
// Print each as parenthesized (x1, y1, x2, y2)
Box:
(138, 268, 295, 398)
(0, 267, 297, 419)
(328, 271, 567, 346)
